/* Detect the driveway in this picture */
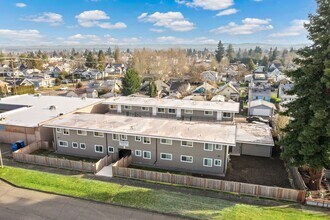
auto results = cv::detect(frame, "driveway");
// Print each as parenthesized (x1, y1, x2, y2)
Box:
(0, 180, 185, 220)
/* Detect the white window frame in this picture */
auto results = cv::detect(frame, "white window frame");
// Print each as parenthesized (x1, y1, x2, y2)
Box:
(72, 142, 78, 148)
(124, 105, 131, 110)
(160, 153, 172, 161)
(160, 139, 172, 145)
(143, 151, 151, 159)
(112, 134, 119, 141)
(203, 158, 213, 167)
(157, 107, 165, 114)
(215, 144, 223, 150)
(141, 106, 149, 111)
(204, 143, 213, 151)
(63, 129, 70, 135)
(168, 108, 176, 114)
(94, 132, 104, 137)
(58, 140, 68, 148)
(184, 109, 193, 114)
(223, 112, 232, 118)
(77, 130, 87, 136)
(135, 150, 142, 157)
(135, 136, 141, 142)
(80, 143, 86, 149)
(204, 110, 213, 116)
(95, 145, 104, 153)
(214, 159, 222, 167)
(108, 146, 114, 153)
(181, 140, 193, 147)
(109, 105, 117, 110)
(56, 128, 62, 133)
(120, 134, 128, 141)
(142, 137, 151, 144)
(180, 155, 193, 163)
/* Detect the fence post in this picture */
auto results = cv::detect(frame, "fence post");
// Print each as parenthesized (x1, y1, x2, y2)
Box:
(255, 185, 260, 199)
(238, 183, 241, 195)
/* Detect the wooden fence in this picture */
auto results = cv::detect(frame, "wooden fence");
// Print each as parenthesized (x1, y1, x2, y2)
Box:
(112, 166, 306, 203)
(288, 166, 307, 190)
(13, 142, 112, 173)
(112, 155, 132, 168)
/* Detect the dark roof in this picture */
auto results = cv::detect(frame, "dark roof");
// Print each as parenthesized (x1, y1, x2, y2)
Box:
(169, 81, 189, 91)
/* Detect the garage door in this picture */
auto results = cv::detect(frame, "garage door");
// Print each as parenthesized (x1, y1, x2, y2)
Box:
(251, 108, 271, 116)
(241, 143, 272, 157)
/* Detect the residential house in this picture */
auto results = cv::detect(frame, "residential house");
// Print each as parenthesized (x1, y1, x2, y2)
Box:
(278, 83, 297, 102)
(26, 74, 55, 89)
(217, 82, 240, 102)
(211, 94, 226, 102)
(81, 69, 103, 80)
(248, 99, 276, 117)
(201, 71, 219, 83)
(191, 82, 217, 95)
(105, 63, 126, 75)
(248, 71, 271, 102)
(169, 81, 191, 96)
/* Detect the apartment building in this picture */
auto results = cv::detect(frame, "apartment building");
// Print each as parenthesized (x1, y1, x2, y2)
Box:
(103, 96, 239, 122)
(44, 113, 236, 176)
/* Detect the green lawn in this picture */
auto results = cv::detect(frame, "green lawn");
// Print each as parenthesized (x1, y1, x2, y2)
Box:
(0, 166, 328, 220)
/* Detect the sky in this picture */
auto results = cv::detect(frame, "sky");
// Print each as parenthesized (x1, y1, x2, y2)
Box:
(0, 0, 317, 47)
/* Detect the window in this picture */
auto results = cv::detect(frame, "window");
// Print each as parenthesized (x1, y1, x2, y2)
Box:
(95, 145, 104, 153)
(135, 136, 141, 142)
(204, 143, 213, 151)
(109, 105, 117, 110)
(77, 130, 87, 136)
(141, 106, 149, 111)
(143, 137, 151, 144)
(184, 109, 193, 114)
(143, 151, 151, 159)
(124, 105, 131, 110)
(108, 146, 114, 153)
(160, 139, 172, 145)
(204, 111, 213, 116)
(203, 158, 213, 167)
(214, 159, 222, 166)
(94, 132, 104, 137)
(180, 155, 193, 163)
(56, 128, 62, 133)
(223, 112, 231, 118)
(58, 140, 68, 147)
(63, 129, 70, 135)
(135, 150, 142, 157)
(72, 142, 78, 148)
(80, 143, 86, 149)
(157, 108, 165, 113)
(168, 108, 176, 114)
(181, 141, 193, 147)
(215, 144, 223, 150)
(112, 134, 119, 140)
(120, 134, 127, 141)
(160, 153, 172, 160)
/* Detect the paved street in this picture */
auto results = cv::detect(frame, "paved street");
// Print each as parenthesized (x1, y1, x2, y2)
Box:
(0, 180, 185, 220)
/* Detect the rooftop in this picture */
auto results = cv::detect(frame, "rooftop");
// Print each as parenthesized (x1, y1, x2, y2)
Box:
(249, 99, 276, 109)
(0, 94, 102, 127)
(103, 96, 240, 113)
(236, 123, 274, 146)
(43, 113, 237, 145)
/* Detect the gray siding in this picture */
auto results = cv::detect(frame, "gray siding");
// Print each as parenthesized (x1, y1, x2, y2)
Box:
(240, 143, 272, 157)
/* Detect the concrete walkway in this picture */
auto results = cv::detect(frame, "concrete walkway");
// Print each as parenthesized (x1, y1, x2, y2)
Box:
(0, 180, 185, 220)
(96, 164, 113, 177)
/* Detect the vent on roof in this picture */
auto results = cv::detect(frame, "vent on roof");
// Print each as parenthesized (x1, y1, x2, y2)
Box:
(59, 112, 64, 116)
(49, 105, 57, 110)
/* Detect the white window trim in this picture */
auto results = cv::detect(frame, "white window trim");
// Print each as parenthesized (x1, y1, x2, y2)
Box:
(184, 109, 193, 114)
(143, 151, 151, 159)
(94, 132, 104, 138)
(203, 158, 213, 167)
(143, 137, 151, 144)
(168, 108, 176, 114)
(58, 140, 68, 148)
(135, 150, 142, 157)
(135, 136, 141, 142)
(80, 143, 86, 150)
(63, 129, 70, 135)
(120, 134, 128, 141)
(108, 146, 114, 153)
(204, 143, 213, 151)
(181, 141, 193, 147)
(124, 105, 132, 110)
(72, 142, 78, 148)
(204, 111, 213, 116)
(95, 145, 104, 153)
(180, 155, 193, 163)
(141, 106, 149, 111)
(56, 128, 62, 133)
(160, 139, 172, 145)
(77, 130, 87, 136)
(112, 134, 119, 141)
(160, 153, 172, 161)
(157, 108, 165, 114)
(214, 159, 222, 167)
(215, 144, 223, 150)
(222, 112, 232, 118)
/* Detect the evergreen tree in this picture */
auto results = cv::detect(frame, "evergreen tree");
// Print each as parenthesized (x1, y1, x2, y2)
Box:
(122, 68, 141, 96)
(247, 58, 256, 71)
(281, 0, 330, 190)
(236, 48, 242, 59)
(260, 56, 269, 70)
(85, 51, 96, 68)
(215, 41, 225, 63)
(271, 47, 278, 61)
(226, 44, 235, 63)
(97, 50, 105, 71)
(149, 81, 157, 97)
(106, 47, 112, 56)
(114, 47, 120, 63)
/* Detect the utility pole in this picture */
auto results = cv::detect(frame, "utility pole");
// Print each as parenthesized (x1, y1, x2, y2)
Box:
(0, 147, 3, 168)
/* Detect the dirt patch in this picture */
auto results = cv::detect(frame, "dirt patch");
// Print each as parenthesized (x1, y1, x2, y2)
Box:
(31, 149, 99, 163)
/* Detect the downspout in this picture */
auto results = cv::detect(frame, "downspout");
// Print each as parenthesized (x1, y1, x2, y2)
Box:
(53, 128, 57, 152)
(105, 133, 109, 156)
(154, 138, 158, 166)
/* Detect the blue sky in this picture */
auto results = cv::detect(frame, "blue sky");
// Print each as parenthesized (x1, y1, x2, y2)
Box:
(0, 0, 316, 46)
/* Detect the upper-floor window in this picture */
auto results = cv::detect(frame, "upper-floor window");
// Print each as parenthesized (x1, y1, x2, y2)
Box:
(58, 140, 68, 147)
(204, 111, 213, 116)
(95, 145, 104, 153)
(77, 130, 87, 136)
(203, 158, 212, 167)
(181, 141, 193, 147)
(160, 139, 172, 145)
(94, 132, 104, 137)
(120, 134, 127, 141)
(63, 129, 70, 135)
(56, 128, 62, 133)
(143, 137, 151, 144)
(215, 144, 223, 150)
(108, 146, 114, 153)
(72, 142, 78, 148)
(141, 106, 149, 111)
(143, 151, 151, 159)
(160, 153, 172, 160)
(214, 159, 222, 167)
(157, 108, 165, 114)
(124, 105, 131, 110)
(180, 155, 193, 163)
(113, 134, 119, 140)
(204, 143, 213, 151)
(135, 136, 141, 142)
(223, 112, 231, 118)
(168, 108, 176, 114)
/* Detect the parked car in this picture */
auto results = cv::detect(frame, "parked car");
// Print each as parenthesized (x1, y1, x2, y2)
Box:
(246, 116, 269, 124)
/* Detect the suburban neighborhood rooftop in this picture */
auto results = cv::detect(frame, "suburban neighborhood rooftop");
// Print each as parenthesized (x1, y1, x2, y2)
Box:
(103, 96, 240, 112)
(236, 123, 274, 146)
(0, 94, 102, 127)
(44, 113, 237, 145)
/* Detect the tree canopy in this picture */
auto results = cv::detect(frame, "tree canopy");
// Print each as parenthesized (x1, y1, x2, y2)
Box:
(122, 68, 141, 96)
(215, 41, 225, 63)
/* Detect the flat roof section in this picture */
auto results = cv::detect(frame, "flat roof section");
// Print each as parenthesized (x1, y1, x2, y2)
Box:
(0, 94, 102, 127)
(43, 113, 237, 145)
(103, 96, 240, 113)
(236, 123, 274, 146)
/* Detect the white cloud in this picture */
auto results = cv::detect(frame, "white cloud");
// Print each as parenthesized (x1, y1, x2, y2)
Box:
(216, 8, 238, 16)
(175, 0, 233, 11)
(150, 28, 165, 33)
(15, 2, 27, 7)
(269, 19, 308, 38)
(210, 18, 273, 35)
(0, 29, 42, 42)
(138, 12, 195, 32)
(75, 10, 126, 29)
(24, 12, 64, 26)
(157, 36, 217, 44)
(68, 34, 100, 41)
